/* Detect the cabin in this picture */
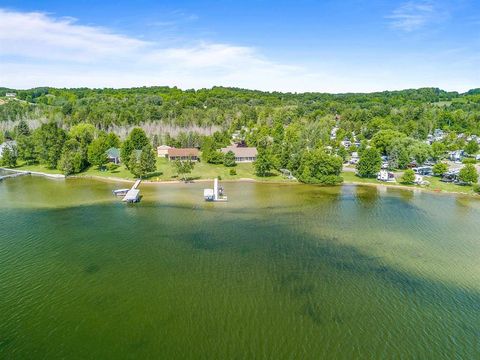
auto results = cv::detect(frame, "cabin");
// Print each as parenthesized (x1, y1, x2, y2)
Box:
(106, 147, 121, 164)
(157, 145, 172, 157)
(220, 146, 257, 163)
(0, 140, 17, 158)
(167, 148, 199, 161)
(5, 93, 16, 98)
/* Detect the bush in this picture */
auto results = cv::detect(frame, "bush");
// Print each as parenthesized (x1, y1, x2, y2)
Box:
(462, 158, 477, 164)
(106, 162, 119, 171)
(229, 168, 237, 176)
(473, 184, 480, 194)
(458, 164, 479, 184)
(401, 169, 416, 184)
(432, 162, 448, 176)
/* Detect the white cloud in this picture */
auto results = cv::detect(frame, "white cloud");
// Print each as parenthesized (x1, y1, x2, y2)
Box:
(387, 1, 443, 32)
(0, 8, 476, 93)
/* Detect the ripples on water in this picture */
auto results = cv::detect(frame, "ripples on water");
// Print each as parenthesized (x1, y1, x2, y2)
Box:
(0, 178, 479, 359)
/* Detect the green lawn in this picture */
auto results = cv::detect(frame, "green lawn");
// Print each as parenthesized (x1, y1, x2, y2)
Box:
(15, 158, 286, 182)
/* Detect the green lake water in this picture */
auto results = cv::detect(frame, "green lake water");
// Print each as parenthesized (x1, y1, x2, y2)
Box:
(1, 176, 480, 359)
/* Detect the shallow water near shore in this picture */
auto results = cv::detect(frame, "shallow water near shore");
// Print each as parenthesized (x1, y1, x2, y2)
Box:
(1, 176, 480, 359)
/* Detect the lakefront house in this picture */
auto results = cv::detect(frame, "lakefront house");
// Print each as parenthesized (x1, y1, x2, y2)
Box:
(220, 145, 258, 163)
(167, 148, 199, 161)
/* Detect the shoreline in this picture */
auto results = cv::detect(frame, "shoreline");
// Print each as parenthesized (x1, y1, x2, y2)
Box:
(3, 167, 478, 198)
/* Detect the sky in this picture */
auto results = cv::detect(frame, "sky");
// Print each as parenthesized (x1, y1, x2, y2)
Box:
(0, 0, 479, 93)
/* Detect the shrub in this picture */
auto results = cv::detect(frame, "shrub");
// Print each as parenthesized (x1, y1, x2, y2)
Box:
(432, 162, 448, 176)
(462, 158, 477, 165)
(401, 169, 416, 184)
(229, 168, 237, 176)
(473, 184, 480, 194)
(106, 162, 119, 171)
(458, 164, 479, 184)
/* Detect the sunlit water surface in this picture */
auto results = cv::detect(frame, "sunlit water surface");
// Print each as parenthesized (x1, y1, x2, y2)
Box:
(1, 177, 479, 359)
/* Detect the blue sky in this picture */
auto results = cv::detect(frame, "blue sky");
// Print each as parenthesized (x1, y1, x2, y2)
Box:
(0, 0, 478, 92)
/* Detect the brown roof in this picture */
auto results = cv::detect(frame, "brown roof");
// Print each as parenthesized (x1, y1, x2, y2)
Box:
(220, 146, 257, 158)
(167, 148, 199, 157)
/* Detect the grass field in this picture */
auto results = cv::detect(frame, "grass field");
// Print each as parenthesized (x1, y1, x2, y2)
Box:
(14, 158, 286, 182)
(12, 160, 478, 195)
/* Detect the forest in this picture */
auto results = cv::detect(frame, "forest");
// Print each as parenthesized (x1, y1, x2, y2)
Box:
(1, 86, 479, 184)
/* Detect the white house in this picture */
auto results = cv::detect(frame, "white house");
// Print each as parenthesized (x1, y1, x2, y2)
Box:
(5, 93, 16, 98)
(157, 145, 172, 157)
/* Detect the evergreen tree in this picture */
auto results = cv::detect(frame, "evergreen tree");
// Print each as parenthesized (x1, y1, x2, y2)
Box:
(254, 147, 273, 177)
(33, 122, 66, 169)
(88, 137, 109, 168)
(16, 135, 37, 164)
(58, 139, 83, 175)
(1, 146, 17, 168)
(223, 151, 236, 167)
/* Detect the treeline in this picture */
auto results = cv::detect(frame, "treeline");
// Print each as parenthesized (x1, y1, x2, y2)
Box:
(1, 120, 157, 177)
(1, 86, 480, 135)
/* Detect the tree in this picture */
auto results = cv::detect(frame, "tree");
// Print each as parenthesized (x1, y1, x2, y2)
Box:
(16, 135, 37, 164)
(129, 128, 149, 149)
(223, 151, 236, 167)
(121, 139, 135, 169)
(465, 140, 479, 155)
(356, 147, 381, 178)
(88, 137, 109, 168)
(152, 134, 159, 149)
(58, 139, 83, 175)
(122, 128, 149, 167)
(105, 132, 120, 149)
(458, 164, 478, 184)
(254, 147, 273, 177)
(139, 144, 157, 177)
(432, 162, 448, 176)
(297, 149, 343, 185)
(371, 130, 405, 155)
(14, 120, 30, 137)
(1, 146, 17, 168)
(201, 136, 223, 164)
(401, 169, 416, 184)
(431, 142, 446, 160)
(33, 122, 66, 169)
(174, 158, 195, 182)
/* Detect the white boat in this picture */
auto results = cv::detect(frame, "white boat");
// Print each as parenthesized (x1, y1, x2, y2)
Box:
(112, 188, 129, 196)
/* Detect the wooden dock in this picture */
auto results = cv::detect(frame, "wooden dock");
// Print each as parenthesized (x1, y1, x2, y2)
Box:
(122, 179, 142, 203)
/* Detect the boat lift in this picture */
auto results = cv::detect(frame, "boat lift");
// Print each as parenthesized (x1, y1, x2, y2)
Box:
(204, 178, 227, 202)
(113, 179, 142, 203)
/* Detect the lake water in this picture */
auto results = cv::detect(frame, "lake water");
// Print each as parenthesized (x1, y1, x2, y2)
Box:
(1, 176, 480, 359)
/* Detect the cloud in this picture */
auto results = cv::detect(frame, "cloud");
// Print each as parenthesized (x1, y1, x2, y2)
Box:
(386, 1, 445, 32)
(0, 7, 476, 93)
(0, 8, 313, 91)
